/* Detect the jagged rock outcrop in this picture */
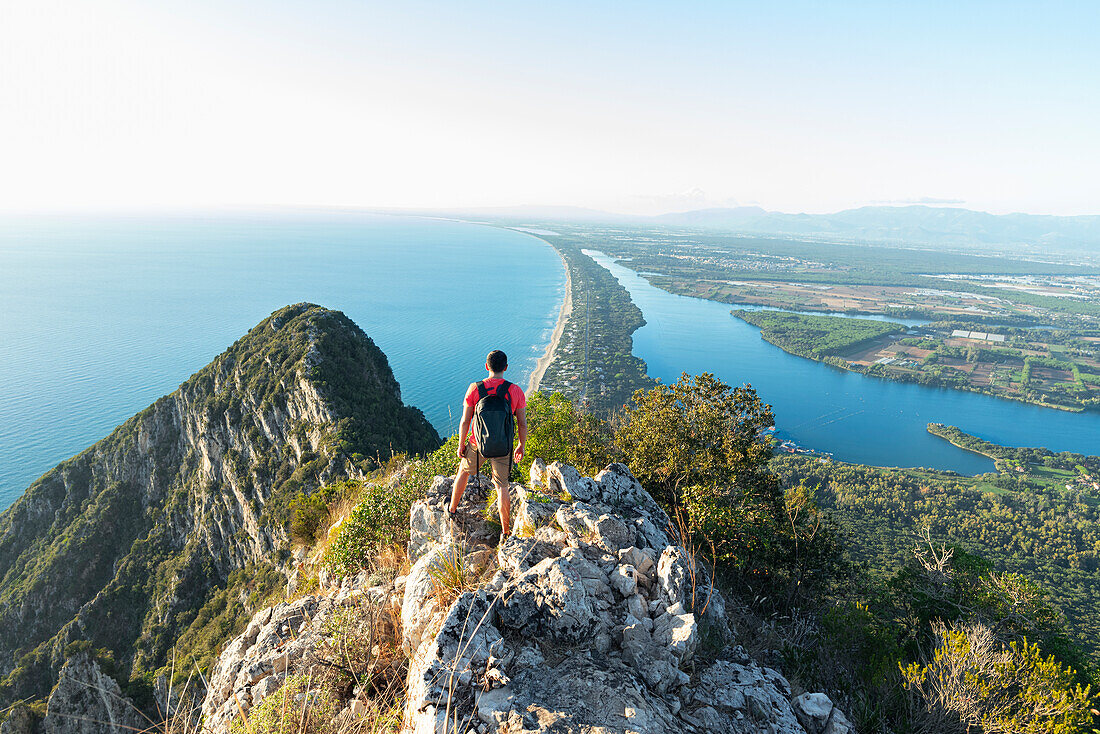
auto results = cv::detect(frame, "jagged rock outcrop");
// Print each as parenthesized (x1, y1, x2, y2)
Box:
(199, 575, 402, 732)
(402, 462, 853, 734)
(0, 304, 439, 715)
(40, 652, 146, 734)
(792, 692, 857, 734)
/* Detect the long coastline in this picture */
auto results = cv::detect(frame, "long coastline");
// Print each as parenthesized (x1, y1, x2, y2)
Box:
(528, 251, 572, 393)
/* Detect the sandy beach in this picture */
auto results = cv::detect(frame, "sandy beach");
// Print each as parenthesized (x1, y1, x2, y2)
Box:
(528, 253, 572, 393)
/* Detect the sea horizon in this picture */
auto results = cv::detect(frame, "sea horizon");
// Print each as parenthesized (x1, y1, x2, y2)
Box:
(0, 212, 566, 510)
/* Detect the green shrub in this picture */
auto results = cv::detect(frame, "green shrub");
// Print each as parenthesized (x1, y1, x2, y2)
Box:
(230, 674, 339, 734)
(614, 372, 776, 509)
(63, 640, 93, 658)
(289, 491, 329, 545)
(681, 483, 778, 571)
(413, 433, 462, 483)
(901, 622, 1096, 734)
(325, 437, 459, 576)
(613, 373, 782, 579)
(287, 482, 360, 545)
(522, 391, 616, 478)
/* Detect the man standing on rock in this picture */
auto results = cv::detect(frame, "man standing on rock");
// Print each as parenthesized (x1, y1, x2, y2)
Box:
(449, 349, 526, 536)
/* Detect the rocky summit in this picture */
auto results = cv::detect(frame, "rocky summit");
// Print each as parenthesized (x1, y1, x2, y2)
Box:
(401, 461, 854, 734)
(0, 304, 438, 720)
(200, 461, 853, 734)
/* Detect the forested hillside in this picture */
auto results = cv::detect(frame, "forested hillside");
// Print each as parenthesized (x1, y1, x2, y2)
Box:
(771, 454, 1100, 657)
(0, 304, 439, 715)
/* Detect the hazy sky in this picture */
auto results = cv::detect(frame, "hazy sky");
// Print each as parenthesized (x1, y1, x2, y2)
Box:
(2, 1, 1097, 215)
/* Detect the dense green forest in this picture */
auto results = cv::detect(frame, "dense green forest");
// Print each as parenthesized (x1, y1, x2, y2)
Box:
(734, 309, 905, 361)
(771, 452, 1100, 659)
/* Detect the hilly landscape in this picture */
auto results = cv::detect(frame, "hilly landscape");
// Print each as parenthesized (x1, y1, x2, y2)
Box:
(654, 205, 1100, 258)
(0, 304, 439, 718)
(406, 204, 1100, 260)
(7, 1, 1100, 732)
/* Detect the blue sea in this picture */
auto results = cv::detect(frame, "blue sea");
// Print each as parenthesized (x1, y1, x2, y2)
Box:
(0, 212, 565, 510)
(9, 214, 1100, 512)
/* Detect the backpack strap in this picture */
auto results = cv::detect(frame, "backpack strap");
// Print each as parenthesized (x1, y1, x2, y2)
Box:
(495, 380, 512, 408)
(476, 380, 489, 401)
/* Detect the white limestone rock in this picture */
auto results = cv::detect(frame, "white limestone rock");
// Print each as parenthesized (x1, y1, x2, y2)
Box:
(405, 590, 506, 734)
(498, 556, 602, 643)
(689, 660, 803, 734)
(657, 546, 692, 607)
(547, 461, 599, 502)
(402, 545, 455, 654)
(528, 457, 548, 490)
(511, 485, 562, 537)
(792, 692, 856, 734)
(496, 534, 563, 575)
(611, 564, 639, 597)
(397, 461, 854, 734)
(42, 653, 146, 734)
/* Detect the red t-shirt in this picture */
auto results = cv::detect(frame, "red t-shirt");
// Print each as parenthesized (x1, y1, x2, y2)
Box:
(465, 378, 525, 448)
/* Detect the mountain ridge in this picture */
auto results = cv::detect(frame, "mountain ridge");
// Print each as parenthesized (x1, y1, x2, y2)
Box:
(653, 204, 1100, 252)
(0, 303, 439, 711)
(399, 203, 1100, 255)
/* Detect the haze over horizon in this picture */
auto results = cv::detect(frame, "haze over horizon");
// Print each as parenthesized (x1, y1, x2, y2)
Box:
(2, 1, 1097, 217)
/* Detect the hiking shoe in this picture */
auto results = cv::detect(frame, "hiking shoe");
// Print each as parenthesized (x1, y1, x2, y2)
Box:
(447, 509, 462, 537)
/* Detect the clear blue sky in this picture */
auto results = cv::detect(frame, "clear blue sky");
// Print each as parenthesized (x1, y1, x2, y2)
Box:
(2, 0, 1096, 214)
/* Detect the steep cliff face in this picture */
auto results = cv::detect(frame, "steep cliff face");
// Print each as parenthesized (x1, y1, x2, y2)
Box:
(0, 304, 439, 709)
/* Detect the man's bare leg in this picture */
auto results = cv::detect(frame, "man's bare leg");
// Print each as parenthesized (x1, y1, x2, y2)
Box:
(496, 475, 511, 536)
(449, 467, 469, 514)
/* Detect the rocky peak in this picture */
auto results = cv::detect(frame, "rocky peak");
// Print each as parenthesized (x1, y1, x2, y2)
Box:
(0, 304, 438, 714)
(39, 653, 147, 734)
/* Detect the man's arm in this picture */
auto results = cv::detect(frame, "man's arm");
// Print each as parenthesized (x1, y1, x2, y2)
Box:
(457, 385, 476, 459)
(514, 405, 527, 463)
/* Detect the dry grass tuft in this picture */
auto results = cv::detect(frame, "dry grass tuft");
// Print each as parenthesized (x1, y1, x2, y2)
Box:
(428, 546, 477, 606)
(668, 507, 715, 617)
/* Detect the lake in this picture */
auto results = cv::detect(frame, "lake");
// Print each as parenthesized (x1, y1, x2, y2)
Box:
(587, 250, 1100, 475)
(0, 213, 565, 510)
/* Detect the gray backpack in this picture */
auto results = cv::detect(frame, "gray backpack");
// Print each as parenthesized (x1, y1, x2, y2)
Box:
(472, 380, 514, 458)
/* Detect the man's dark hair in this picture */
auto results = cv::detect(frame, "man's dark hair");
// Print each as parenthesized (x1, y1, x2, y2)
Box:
(487, 350, 508, 372)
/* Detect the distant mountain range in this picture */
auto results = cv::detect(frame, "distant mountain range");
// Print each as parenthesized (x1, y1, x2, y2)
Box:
(652, 205, 1100, 254)
(403, 204, 1100, 258)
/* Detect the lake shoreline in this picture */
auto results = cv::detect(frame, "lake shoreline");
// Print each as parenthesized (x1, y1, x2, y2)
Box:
(588, 249, 1100, 474)
(925, 423, 1003, 462)
(528, 250, 572, 393)
(731, 310, 1089, 413)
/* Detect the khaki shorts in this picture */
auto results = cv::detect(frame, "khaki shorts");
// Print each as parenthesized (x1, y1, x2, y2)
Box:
(460, 439, 510, 486)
